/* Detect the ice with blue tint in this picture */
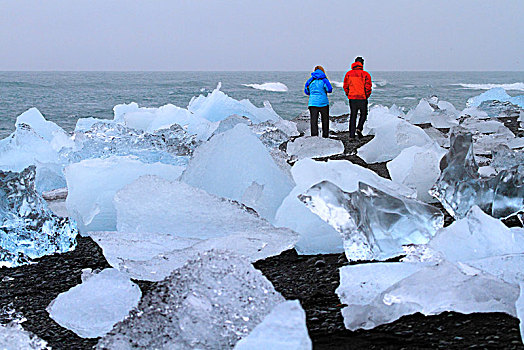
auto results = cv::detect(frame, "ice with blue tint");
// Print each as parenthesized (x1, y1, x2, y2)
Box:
(286, 136, 344, 160)
(467, 87, 524, 108)
(517, 284, 524, 343)
(299, 181, 443, 261)
(188, 83, 281, 123)
(405, 96, 459, 128)
(0, 166, 78, 267)
(0, 322, 48, 350)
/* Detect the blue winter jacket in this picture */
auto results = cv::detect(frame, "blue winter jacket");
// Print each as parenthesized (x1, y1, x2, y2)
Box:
(304, 69, 333, 107)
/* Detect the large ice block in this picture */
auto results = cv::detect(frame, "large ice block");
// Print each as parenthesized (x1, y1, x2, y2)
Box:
(105, 175, 298, 280)
(357, 117, 435, 163)
(405, 97, 459, 128)
(188, 83, 281, 123)
(47, 268, 141, 338)
(65, 156, 183, 232)
(15, 108, 73, 150)
(0, 323, 48, 350)
(0, 166, 78, 267)
(299, 181, 443, 261)
(467, 87, 524, 108)
(275, 159, 415, 254)
(286, 136, 344, 160)
(181, 124, 294, 222)
(234, 300, 312, 350)
(96, 250, 285, 349)
(387, 144, 447, 202)
(517, 284, 524, 343)
(341, 261, 519, 330)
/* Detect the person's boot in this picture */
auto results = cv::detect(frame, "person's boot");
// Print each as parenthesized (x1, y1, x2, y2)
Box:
(356, 129, 363, 139)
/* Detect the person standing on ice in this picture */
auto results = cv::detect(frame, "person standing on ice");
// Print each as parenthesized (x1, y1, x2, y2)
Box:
(304, 66, 333, 138)
(343, 57, 372, 139)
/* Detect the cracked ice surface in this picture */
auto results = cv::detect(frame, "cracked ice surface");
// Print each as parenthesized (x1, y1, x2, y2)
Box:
(181, 124, 294, 222)
(96, 250, 285, 349)
(101, 175, 298, 281)
(299, 181, 442, 261)
(0, 323, 48, 350)
(275, 159, 415, 254)
(430, 129, 524, 219)
(234, 300, 312, 350)
(286, 136, 344, 160)
(65, 156, 183, 233)
(0, 166, 78, 267)
(47, 268, 141, 338)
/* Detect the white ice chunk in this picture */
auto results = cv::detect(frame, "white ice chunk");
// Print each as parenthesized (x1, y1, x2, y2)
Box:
(466, 254, 524, 286)
(517, 284, 524, 343)
(181, 124, 294, 222)
(357, 117, 435, 163)
(330, 101, 349, 116)
(75, 117, 114, 132)
(0, 323, 48, 350)
(286, 136, 344, 160)
(387, 144, 447, 202)
(405, 98, 459, 128)
(65, 156, 183, 233)
(234, 300, 312, 350)
(362, 105, 405, 136)
(15, 108, 73, 150)
(47, 268, 141, 338)
(274, 159, 415, 254)
(188, 83, 280, 123)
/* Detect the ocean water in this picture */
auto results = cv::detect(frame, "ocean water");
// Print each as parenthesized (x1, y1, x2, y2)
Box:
(1, 71, 523, 137)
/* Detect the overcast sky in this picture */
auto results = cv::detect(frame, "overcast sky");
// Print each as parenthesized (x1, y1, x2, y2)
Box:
(1, 0, 522, 71)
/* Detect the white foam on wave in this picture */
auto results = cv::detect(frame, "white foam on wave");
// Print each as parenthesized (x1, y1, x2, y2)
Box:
(243, 82, 288, 92)
(454, 83, 524, 91)
(333, 80, 387, 90)
(403, 97, 416, 100)
(332, 81, 343, 88)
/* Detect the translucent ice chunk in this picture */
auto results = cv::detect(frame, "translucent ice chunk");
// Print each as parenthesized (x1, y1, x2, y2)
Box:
(234, 300, 312, 350)
(181, 124, 294, 222)
(491, 144, 524, 172)
(47, 268, 141, 338)
(330, 101, 349, 117)
(387, 144, 447, 202)
(467, 87, 524, 108)
(0, 323, 48, 350)
(275, 159, 415, 254)
(299, 181, 443, 261)
(0, 166, 78, 267)
(96, 250, 285, 349)
(405, 97, 459, 128)
(65, 156, 183, 233)
(15, 108, 73, 151)
(517, 284, 524, 343)
(286, 136, 344, 160)
(341, 261, 519, 330)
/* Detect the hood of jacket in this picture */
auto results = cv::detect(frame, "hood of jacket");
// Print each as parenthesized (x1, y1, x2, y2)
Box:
(351, 62, 363, 70)
(311, 69, 327, 79)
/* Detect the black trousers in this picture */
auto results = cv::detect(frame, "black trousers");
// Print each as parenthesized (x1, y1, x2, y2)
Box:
(309, 105, 330, 138)
(349, 99, 368, 138)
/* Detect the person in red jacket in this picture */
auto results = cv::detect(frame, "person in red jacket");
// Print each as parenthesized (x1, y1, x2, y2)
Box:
(343, 57, 372, 139)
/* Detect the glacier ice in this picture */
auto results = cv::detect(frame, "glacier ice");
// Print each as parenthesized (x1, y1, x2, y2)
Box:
(299, 181, 443, 261)
(65, 156, 183, 233)
(234, 300, 312, 350)
(357, 116, 435, 163)
(47, 268, 141, 338)
(0, 166, 78, 267)
(423, 127, 450, 148)
(341, 260, 519, 330)
(275, 158, 415, 254)
(0, 322, 48, 350)
(286, 136, 344, 160)
(517, 284, 524, 344)
(15, 108, 73, 150)
(188, 83, 281, 123)
(181, 124, 294, 222)
(467, 87, 524, 108)
(330, 101, 349, 117)
(387, 144, 447, 202)
(96, 250, 285, 349)
(430, 129, 524, 219)
(491, 144, 524, 172)
(103, 175, 298, 281)
(405, 97, 459, 128)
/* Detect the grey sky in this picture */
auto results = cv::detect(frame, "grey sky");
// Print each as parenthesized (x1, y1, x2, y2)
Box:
(1, 0, 522, 71)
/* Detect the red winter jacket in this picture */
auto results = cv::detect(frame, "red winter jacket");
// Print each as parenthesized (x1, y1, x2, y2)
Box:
(343, 62, 372, 100)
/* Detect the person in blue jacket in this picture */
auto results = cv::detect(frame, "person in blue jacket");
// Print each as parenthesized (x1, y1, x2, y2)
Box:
(304, 65, 333, 138)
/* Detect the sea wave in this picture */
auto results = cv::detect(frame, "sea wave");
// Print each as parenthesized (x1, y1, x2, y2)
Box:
(242, 82, 288, 92)
(332, 81, 343, 88)
(332, 80, 388, 89)
(453, 83, 524, 91)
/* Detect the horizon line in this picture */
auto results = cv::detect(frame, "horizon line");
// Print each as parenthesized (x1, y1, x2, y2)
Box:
(1, 69, 524, 73)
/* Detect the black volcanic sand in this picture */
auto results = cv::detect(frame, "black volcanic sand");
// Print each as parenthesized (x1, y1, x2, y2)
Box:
(0, 125, 523, 349)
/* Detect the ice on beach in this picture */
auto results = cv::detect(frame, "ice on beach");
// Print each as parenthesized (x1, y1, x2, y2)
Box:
(0, 322, 48, 350)
(387, 144, 447, 202)
(96, 251, 285, 349)
(430, 129, 524, 219)
(299, 181, 443, 261)
(517, 285, 524, 343)
(357, 117, 435, 163)
(274, 158, 415, 254)
(47, 268, 141, 338)
(286, 136, 344, 160)
(188, 83, 281, 123)
(15, 108, 73, 150)
(423, 127, 450, 148)
(330, 101, 349, 116)
(234, 300, 312, 350)
(0, 166, 78, 267)
(491, 145, 524, 172)
(181, 124, 294, 222)
(405, 97, 459, 128)
(65, 156, 183, 233)
(105, 175, 298, 280)
(467, 87, 524, 108)
(341, 260, 519, 330)
(242, 82, 288, 92)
